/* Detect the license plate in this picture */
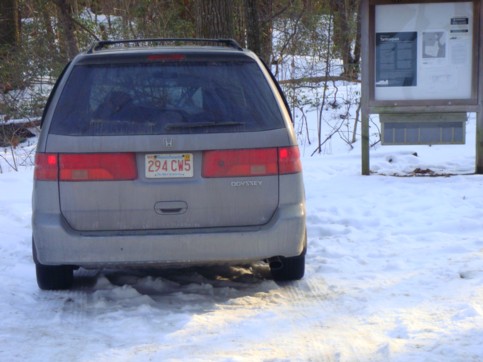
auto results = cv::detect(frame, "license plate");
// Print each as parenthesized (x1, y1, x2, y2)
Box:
(145, 153, 193, 178)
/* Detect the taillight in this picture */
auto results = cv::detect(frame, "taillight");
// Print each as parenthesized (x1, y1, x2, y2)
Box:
(202, 147, 301, 178)
(60, 153, 137, 181)
(34, 153, 137, 181)
(34, 153, 59, 181)
(203, 149, 278, 178)
(278, 146, 302, 174)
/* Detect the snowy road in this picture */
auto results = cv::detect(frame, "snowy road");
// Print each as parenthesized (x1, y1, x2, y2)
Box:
(1, 139, 483, 361)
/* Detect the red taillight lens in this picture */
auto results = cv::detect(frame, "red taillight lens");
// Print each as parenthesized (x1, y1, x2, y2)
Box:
(278, 146, 302, 174)
(202, 147, 302, 178)
(59, 153, 137, 181)
(34, 153, 59, 181)
(203, 149, 278, 178)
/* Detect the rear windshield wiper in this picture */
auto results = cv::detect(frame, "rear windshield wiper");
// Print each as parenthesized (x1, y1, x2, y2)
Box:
(165, 121, 245, 130)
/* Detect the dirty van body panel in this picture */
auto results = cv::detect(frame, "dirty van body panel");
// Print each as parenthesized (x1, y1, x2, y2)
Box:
(45, 53, 290, 232)
(58, 161, 279, 231)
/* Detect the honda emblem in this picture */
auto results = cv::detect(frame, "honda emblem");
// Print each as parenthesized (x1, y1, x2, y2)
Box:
(164, 138, 174, 148)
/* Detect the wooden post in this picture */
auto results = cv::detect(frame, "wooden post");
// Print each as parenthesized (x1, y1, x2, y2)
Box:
(476, 0, 483, 174)
(361, 0, 370, 175)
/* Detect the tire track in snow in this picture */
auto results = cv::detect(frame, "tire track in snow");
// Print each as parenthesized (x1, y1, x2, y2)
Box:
(270, 275, 389, 361)
(273, 276, 342, 360)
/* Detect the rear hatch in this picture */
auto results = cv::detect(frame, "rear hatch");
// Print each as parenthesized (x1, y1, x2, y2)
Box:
(45, 50, 294, 231)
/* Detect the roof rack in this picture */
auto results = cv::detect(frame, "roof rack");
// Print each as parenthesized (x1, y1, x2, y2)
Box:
(87, 38, 244, 53)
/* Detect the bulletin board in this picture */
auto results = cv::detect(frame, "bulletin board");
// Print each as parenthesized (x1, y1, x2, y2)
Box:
(373, 1, 474, 102)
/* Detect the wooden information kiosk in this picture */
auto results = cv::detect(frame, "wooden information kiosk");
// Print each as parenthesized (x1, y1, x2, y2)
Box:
(360, 0, 482, 174)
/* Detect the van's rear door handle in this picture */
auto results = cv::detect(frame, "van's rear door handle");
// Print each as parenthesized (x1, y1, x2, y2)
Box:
(154, 201, 188, 215)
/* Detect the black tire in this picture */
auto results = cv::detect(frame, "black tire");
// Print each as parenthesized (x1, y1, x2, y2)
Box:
(270, 252, 305, 281)
(270, 231, 307, 281)
(33, 238, 74, 290)
(36, 263, 74, 290)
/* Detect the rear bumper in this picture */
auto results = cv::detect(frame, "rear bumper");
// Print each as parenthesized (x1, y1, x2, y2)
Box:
(32, 203, 306, 267)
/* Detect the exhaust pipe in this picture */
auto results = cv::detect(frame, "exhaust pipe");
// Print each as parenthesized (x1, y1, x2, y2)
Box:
(268, 256, 284, 271)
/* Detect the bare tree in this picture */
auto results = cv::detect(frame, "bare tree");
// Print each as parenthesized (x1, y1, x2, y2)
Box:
(330, 0, 361, 80)
(52, 0, 79, 60)
(192, 0, 274, 64)
(0, 0, 20, 92)
(194, 0, 234, 38)
(0, 0, 20, 50)
(244, 0, 272, 64)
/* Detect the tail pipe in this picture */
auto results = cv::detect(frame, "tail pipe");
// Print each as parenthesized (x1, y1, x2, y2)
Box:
(268, 256, 284, 271)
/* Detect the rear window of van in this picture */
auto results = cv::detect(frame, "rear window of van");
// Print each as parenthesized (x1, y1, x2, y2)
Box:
(49, 60, 285, 135)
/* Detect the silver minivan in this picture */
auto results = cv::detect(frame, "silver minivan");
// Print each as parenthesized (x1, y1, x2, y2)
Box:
(32, 39, 306, 290)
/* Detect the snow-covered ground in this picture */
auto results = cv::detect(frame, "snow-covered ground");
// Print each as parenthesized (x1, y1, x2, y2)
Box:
(1, 110, 483, 361)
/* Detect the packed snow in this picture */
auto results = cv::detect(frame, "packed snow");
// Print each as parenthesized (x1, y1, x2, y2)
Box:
(1, 109, 483, 361)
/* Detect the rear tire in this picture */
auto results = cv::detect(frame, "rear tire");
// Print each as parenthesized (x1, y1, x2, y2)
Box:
(36, 263, 74, 290)
(270, 231, 307, 281)
(270, 252, 305, 281)
(33, 238, 74, 290)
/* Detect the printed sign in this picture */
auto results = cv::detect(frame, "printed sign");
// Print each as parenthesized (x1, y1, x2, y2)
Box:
(375, 2, 473, 101)
(376, 32, 417, 87)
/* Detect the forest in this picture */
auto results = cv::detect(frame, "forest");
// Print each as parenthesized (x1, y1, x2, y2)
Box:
(0, 0, 362, 161)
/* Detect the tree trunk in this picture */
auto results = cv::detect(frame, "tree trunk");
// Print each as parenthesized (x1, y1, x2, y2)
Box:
(53, 0, 79, 60)
(244, 0, 272, 64)
(195, 0, 234, 39)
(244, 0, 260, 52)
(0, 0, 20, 50)
(41, 2, 56, 47)
(0, 0, 20, 91)
(233, 0, 246, 47)
(258, 0, 272, 65)
(330, 0, 360, 80)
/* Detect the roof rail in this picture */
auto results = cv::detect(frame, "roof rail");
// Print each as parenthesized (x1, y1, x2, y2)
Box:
(87, 38, 244, 53)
